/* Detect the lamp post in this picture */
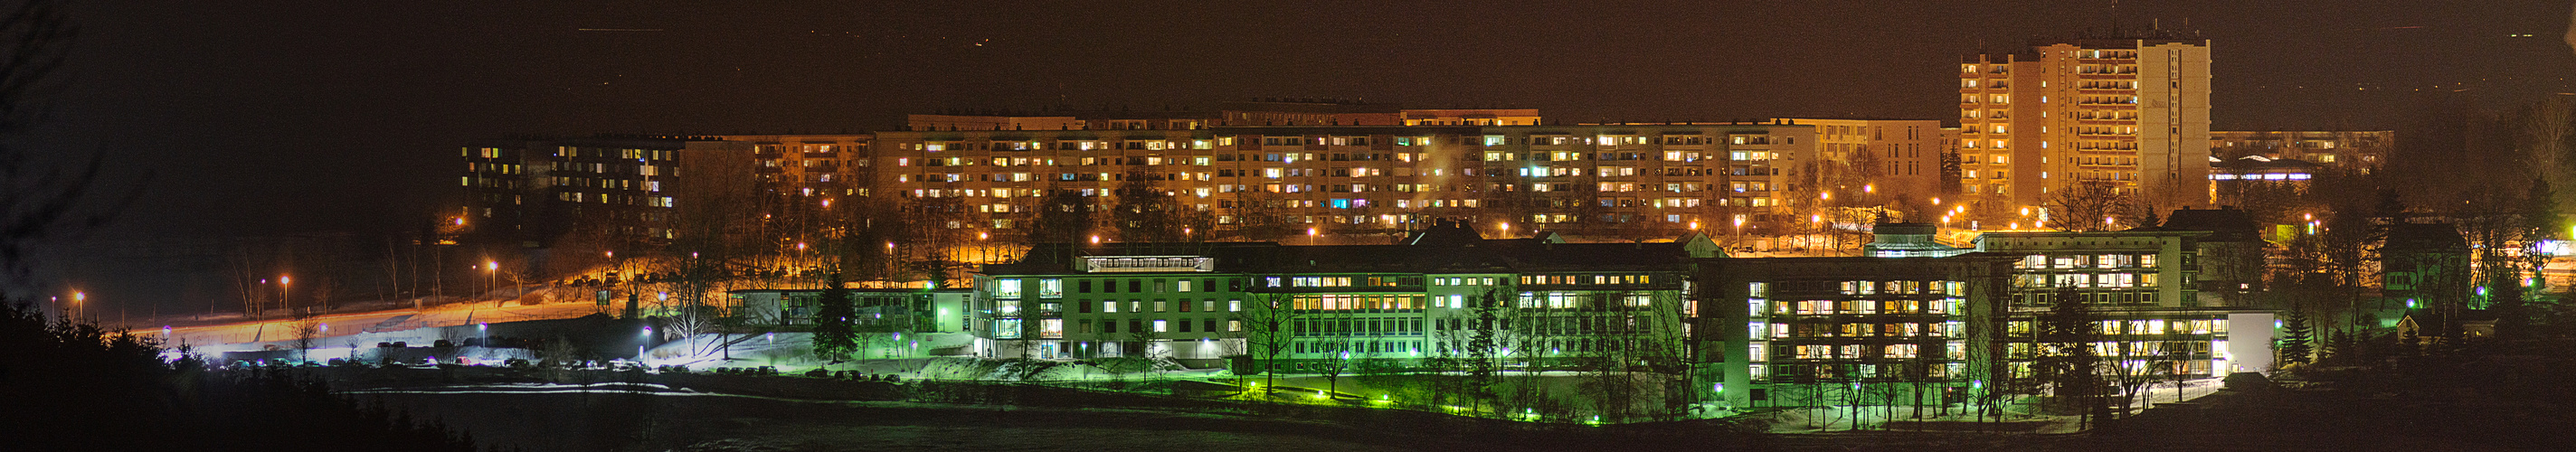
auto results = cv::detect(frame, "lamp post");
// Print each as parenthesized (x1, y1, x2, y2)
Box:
(279, 276, 291, 314)
(486, 260, 500, 306)
(605, 249, 618, 297)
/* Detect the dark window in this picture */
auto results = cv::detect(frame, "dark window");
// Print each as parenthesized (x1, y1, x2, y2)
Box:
(1751, 389, 1769, 400)
(1077, 300, 1092, 314)
(1129, 280, 1143, 293)
(1103, 321, 1118, 334)
(1104, 280, 1118, 293)
(1079, 280, 1093, 293)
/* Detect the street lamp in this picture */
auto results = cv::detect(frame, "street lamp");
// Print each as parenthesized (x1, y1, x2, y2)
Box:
(478, 323, 488, 348)
(279, 276, 291, 313)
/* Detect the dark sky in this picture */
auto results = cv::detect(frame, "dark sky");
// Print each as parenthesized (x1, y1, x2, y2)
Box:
(27, 1, 2576, 313)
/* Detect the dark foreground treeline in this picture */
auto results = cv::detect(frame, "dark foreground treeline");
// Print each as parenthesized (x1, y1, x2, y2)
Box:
(0, 302, 491, 451)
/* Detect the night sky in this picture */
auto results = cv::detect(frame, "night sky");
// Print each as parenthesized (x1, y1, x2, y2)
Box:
(32, 1, 2576, 313)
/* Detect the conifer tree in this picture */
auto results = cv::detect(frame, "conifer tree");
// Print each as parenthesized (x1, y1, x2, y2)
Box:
(811, 275, 857, 361)
(2279, 310, 2315, 366)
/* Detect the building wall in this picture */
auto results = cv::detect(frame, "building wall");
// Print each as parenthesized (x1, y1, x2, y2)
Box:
(2135, 42, 2213, 209)
(1694, 257, 2017, 409)
(975, 264, 1691, 365)
(1782, 118, 1946, 207)
(1975, 231, 2203, 308)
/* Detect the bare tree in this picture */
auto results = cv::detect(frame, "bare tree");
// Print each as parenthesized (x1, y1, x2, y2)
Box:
(1112, 168, 1211, 243)
(1229, 288, 1302, 397)
(0, 0, 127, 303)
(1223, 190, 1295, 241)
(2046, 182, 2133, 232)
(657, 142, 764, 355)
(288, 306, 320, 362)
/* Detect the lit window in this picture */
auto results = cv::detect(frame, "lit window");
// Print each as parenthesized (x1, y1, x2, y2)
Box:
(994, 279, 1023, 298)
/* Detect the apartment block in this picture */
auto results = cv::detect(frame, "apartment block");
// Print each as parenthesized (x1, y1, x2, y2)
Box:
(2209, 130, 2391, 171)
(849, 121, 1818, 240)
(1961, 31, 2211, 212)
(464, 104, 2002, 250)
(461, 136, 693, 248)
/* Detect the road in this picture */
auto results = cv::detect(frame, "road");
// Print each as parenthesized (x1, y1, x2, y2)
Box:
(153, 286, 612, 352)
